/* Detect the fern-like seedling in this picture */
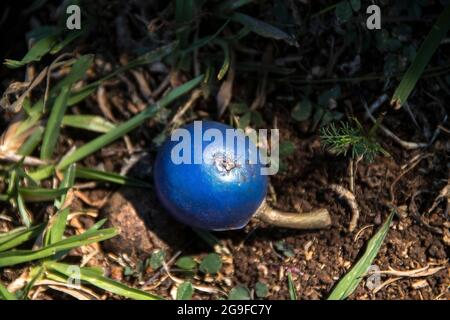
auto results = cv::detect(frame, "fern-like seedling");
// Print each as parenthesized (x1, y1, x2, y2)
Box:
(320, 118, 388, 162)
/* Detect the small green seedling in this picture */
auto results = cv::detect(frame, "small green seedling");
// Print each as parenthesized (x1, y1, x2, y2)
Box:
(320, 117, 388, 163)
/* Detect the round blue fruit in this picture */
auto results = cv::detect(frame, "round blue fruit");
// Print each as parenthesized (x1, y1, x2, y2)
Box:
(154, 120, 268, 230)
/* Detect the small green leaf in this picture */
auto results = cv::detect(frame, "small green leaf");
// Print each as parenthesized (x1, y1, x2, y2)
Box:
(274, 240, 295, 257)
(279, 141, 295, 158)
(335, 1, 353, 22)
(318, 85, 341, 107)
(238, 112, 251, 129)
(255, 281, 269, 298)
(228, 285, 251, 300)
(150, 250, 166, 270)
(291, 99, 312, 122)
(175, 256, 197, 270)
(349, 0, 361, 11)
(230, 103, 249, 115)
(176, 281, 194, 300)
(199, 253, 222, 274)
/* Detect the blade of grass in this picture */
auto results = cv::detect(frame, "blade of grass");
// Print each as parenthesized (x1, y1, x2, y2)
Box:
(391, 4, 450, 109)
(40, 86, 71, 160)
(180, 20, 230, 56)
(175, 0, 195, 49)
(18, 126, 44, 156)
(0, 223, 46, 252)
(54, 163, 76, 209)
(18, 187, 68, 202)
(62, 115, 116, 133)
(51, 54, 93, 94)
(75, 167, 151, 188)
(287, 272, 297, 300)
(4, 34, 58, 68)
(40, 55, 93, 159)
(216, 0, 254, 12)
(230, 12, 297, 46)
(213, 39, 231, 80)
(327, 210, 395, 300)
(0, 282, 17, 300)
(49, 30, 84, 54)
(45, 261, 163, 300)
(16, 193, 32, 227)
(44, 208, 69, 246)
(27, 165, 55, 181)
(57, 74, 204, 170)
(20, 265, 44, 299)
(0, 228, 117, 267)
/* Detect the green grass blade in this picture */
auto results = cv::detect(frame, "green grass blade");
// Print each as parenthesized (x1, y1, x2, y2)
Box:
(175, 0, 195, 49)
(67, 86, 97, 106)
(230, 12, 297, 46)
(328, 210, 395, 300)
(40, 86, 71, 160)
(16, 193, 32, 227)
(4, 35, 58, 68)
(180, 20, 230, 56)
(75, 167, 151, 188)
(54, 163, 76, 209)
(57, 74, 204, 170)
(18, 187, 68, 202)
(62, 115, 116, 133)
(213, 39, 231, 80)
(44, 208, 69, 246)
(216, 0, 254, 12)
(27, 165, 55, 182)
(391, 4, 450, 109)
(50, 30, 84, 54)
(0, 228, 117, 267)
(45, 261, 163, 300)
(0, 223, 45, 252)
(20, 266, 44, 300)
(18, 126, 44, 156)
(52, 54, 93, 93)
(0, 282, 17, 300)
(287, 272, 297, 300)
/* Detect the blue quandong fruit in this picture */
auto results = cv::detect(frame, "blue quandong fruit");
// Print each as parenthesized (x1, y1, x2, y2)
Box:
(154, 120, 331, 231)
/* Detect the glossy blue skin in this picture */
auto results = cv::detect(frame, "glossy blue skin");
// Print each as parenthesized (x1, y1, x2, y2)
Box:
(154, 121, 268, 230)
